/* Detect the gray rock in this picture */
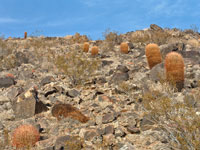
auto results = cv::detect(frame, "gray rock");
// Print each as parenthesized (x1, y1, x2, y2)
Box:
(0, 77, 16, 88)
(102, 113, 115, 124)
(160, 42, 185, 58)
(40, 76, 55, 86)
(84, 130, 98, 141)
(55, 135, 82, 150)
(13, 96, 36, 120)
(67, 89, 80, 98)
(150, 24, 163, 31)
(111, 72, 129, 83)
(0, 96, 10, 105)
(116, 65, 129, 73)
(126, 126, 140, 134)
(149, 62, 165, 82)
(104, 125, 114, 134)
(102, 60, 113, 67)
(119, 143, 135, 150)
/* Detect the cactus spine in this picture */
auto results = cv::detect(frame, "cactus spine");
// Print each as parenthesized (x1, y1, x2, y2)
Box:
(91, 46, 99, 56)
(165, 52, 184, 91)
(145, 43, 162, 69)
(120, 42, 129, 54)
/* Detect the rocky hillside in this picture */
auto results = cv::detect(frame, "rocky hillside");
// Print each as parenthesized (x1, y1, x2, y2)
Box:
(0, 24, 200, 150)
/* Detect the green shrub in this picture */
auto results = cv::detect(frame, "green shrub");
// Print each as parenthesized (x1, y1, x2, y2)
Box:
(55, 49, 101, 87)
(141, 84, 200, 150)
(101, 29, 123, 52)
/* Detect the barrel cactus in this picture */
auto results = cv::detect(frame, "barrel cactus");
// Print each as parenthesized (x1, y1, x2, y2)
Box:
(83, 42, 89, 52)
(24, 32, 27, 39)
(91, 46, 99, 55)
(145, 43, 162, 69)
(120, 42, 129, 54)
(165, 52, 184, 91)
(12, 124, 40, 148)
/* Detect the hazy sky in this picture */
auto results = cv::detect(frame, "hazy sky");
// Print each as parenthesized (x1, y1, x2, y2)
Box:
(1, 0, 200, 40)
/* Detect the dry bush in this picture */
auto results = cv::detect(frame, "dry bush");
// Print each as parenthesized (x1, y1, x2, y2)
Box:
(54, 49, 101, 87)
(101, 29, 123, 52)
(0, 129, 11, 149)
(130, 30, 172, 45)
(187, 39, 199, 48)
(0, 39, 16, 70)
(141, 83, 200, 150)
(69, 33, 89, 44)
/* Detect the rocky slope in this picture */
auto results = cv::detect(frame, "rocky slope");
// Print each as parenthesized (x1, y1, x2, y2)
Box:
(0, 24, 200, 150)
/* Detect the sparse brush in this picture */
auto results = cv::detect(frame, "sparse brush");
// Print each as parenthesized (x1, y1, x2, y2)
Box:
(91, 46, 99, 56)
(141, 88, 200, 150)
(120, 42, 129, 54)
(130, 30, 172, 45)
(101, 29, 122, 52)
(55, 49, 100, 87)
(12, 124, 40, 149)
(165, 52, 184, 91)
(145, 43, 162, 69)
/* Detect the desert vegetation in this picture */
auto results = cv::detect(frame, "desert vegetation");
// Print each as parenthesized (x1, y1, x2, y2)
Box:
(0, 25, 199, 149)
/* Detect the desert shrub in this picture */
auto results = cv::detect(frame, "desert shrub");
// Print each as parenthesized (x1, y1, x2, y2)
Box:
(130, 30, 172, 45)
(141, 83, 200, 150)
(101, 29, 123, 51)
(0, 39, 16, 70)
(55, 49, 101, 87)
(0, 129, 11, 149)
(69, 33, 89, 44)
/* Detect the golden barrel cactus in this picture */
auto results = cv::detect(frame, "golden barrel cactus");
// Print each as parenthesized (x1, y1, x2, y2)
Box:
(24, 32, 27, 39)
(120, 42, 129, 54)
(165, 52, 184, 91)
(91, 46, 99, 56)
(83, 42, 89, 52)
(145, 43, 162, 69)
(12, 124, 40, 148)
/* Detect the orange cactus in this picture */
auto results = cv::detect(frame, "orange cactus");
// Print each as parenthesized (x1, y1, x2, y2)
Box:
(165, 52, 184, 91)
(91, 46, 99, 56)
(120, 42, 129, 54)
(145, 43, 162, 69)
(83, 42, 89, 52)
(24, 32, 27, 39)
(12, 124, 40, 148)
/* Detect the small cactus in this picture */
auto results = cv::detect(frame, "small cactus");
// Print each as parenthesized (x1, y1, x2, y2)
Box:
(24, 32, 27, 39)
(145, 43, 162, 69)
(12, 124, 40, 148)
(165, 52, 184, 91)
(91, 46, 99, 56)
(120, 42, 129, 54)
(83, 42, 89, 52)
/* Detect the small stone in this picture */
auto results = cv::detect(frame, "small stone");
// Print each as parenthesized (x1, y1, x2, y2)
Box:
(84, 130, 98, 141)
(102, 113, 115, 124)
(40, 76, 55, 86)
(67, 89, 80, 98)
(0, 77, 16, 88)
(104, 125, 114, 134)
(116, 65, 129, 73)
(55, 135, 82, 150)
(126, 126, 140, 134)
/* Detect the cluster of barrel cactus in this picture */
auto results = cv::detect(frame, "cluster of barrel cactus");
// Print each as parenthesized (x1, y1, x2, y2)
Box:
(82, 42, 99, 56)
(145, 43, 184, 91)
